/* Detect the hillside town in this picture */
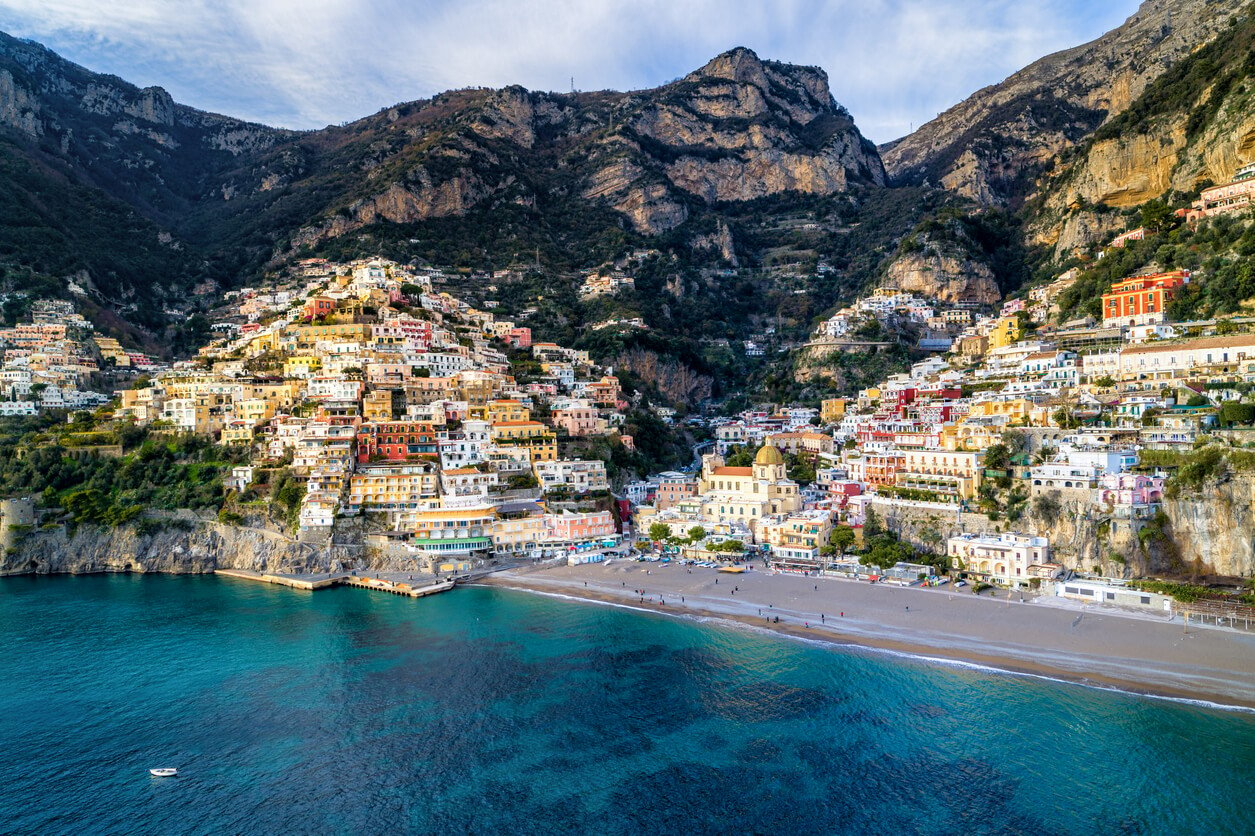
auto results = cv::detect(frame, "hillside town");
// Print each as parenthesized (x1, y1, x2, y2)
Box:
(111, 257, 626, 573)
(15, 206, 1241, 620)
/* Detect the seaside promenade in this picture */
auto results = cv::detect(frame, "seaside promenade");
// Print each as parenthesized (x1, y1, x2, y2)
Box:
(484, 560, 1255, 709)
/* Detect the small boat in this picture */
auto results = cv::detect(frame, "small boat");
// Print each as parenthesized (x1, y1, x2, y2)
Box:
(149, 768, 178, 778)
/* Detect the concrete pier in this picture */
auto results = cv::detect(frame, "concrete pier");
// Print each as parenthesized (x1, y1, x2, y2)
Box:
(214, 568, 454, 599)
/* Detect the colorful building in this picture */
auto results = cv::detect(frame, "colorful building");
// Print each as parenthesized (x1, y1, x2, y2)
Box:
(1101, 271, 1189, 327)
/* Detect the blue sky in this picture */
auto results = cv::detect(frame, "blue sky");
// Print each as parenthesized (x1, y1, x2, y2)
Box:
(0, 0, 1142, 143)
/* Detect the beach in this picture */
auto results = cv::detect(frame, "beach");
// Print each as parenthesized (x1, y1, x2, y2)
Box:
(481, 560, 1255, 709)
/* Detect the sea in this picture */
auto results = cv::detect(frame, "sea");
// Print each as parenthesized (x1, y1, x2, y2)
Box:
(2, 575, 1253, 835)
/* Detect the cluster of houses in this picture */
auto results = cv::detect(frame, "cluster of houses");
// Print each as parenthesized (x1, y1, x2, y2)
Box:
(817, 289, 978, 352)
(624, 241, 1255, 593)
(116, 258, 629, 573)
(0, 299, 159, 415)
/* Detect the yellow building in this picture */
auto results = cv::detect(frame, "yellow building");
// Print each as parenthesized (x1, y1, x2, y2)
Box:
(491, 513, 548, 555)
(959, 334, 989, 359)
(820, 398, 848, 424)
(940, 423, 1001, 452)
(696, 445, 802, 532)
(234, 398, 276, 427)
(762, 512, 833, 561)
(219, 420, 256, 446)
(988, 316, 1022, 349)
(410, 504, 496, 560)
(285, 323, 372, 351)
(284, 355, 321, 378)
(347, 463, 440, 517)
(967, 398, 1037, 425)
(895, 449, 983, 500)
(492, 421, 548, 442)
(363, 389, 395, 421)
(486, 399, 530, 424)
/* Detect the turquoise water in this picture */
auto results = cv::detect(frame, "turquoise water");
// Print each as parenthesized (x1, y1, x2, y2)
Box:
(2, 576, 1254, 835)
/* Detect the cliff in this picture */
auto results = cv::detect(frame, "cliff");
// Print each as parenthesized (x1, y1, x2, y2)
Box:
(1032, 6, 1255, 254)
(880, 250, 1000, 305)
(1161, 472, 1255, 578)
(280, 47, 885, 247)
(0, 521, 348, 576)
(883, 0, 1245, 207)
(876, 474, 1255, 583)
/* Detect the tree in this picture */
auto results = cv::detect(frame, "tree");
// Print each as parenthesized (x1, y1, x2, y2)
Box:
(829, 524, 856, 554)
(1052, 407, 1081, 430)
(648, 522, 672, 542)
(1139, 199, 1176, 235)
(687, 525, 707, 543)
(863, 508, 883, 538)
(1219, 401, 1255, 426)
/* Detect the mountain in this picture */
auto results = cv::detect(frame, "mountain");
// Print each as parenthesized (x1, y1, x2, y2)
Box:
(0, 37, 885, 329)
(1030, 3, 1255, 255)
(882, 0, 1245, 207)
(0, 31, 292, 332)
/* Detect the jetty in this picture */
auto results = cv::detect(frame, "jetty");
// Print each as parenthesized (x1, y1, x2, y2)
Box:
(214, 568, 455, 599)
(343, 576, 455, 597)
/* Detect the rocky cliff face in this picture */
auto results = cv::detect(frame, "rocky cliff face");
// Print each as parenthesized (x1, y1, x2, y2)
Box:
(280, 47, 884, 246)
(1033, 8, 1255, 254)
(881, 250, 1000, 305)
(883, 0, 1245, 207)
(0, 517, 446, 577)
(0, 522, 344, 576)
(1162, 473, 1255, 578)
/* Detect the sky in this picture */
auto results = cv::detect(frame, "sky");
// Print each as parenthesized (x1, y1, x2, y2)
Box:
(0, 0, 1143, 144)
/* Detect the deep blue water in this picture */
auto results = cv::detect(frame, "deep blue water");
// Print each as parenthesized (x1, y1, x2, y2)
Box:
(2, 575, 1254, 835)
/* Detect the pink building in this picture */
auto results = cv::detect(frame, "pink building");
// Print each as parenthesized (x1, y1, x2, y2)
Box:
(506, 327, 533, 349)
(656, 472, 697, 510)
(1097, 472, 1165, 507)
(547, 511, 616, 545)
(554, 405, 607, 437)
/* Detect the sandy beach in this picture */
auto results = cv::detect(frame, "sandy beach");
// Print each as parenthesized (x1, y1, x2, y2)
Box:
(480, 560, 1255, 710)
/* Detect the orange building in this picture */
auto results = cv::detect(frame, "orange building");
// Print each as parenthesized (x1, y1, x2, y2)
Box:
(303, 295, 336, 320)
(1101, 271, 1189, 327)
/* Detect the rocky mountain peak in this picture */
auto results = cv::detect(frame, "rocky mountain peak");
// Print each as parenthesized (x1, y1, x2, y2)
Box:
(883, 0, 1246, 205)
(689, 46, 768, 84)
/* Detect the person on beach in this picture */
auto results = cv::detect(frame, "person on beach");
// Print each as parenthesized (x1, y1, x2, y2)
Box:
(821, 614, 825, 623)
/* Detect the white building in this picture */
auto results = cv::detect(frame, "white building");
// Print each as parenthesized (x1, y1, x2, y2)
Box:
(948, 532, 1051, 588)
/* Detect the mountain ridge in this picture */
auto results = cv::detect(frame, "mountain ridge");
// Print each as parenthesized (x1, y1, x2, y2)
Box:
(882, 0, 1246, 207)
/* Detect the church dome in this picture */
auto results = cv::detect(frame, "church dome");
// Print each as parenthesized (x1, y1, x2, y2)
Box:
(754, 444, 784, 466)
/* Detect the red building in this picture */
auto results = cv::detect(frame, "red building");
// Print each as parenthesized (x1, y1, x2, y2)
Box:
(1101, 271, 1190, 327)
(505, 327, 532, 349)
(304, 296, 336, 320)
(357, 421, 438, 463)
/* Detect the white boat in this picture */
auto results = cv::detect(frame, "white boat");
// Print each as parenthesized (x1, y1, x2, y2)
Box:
(149, 768, 178, 778)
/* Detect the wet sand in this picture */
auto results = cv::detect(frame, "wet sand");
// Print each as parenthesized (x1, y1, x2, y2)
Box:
(479, 560, 1255, 710)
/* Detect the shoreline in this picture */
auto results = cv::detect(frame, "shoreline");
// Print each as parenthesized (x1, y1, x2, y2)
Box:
(476, 563, 1255, 712)
(7, 563, 1255, 711)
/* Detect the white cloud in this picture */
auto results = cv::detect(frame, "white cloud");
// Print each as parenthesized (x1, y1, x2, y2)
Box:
(0, 0, 1141, 140)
